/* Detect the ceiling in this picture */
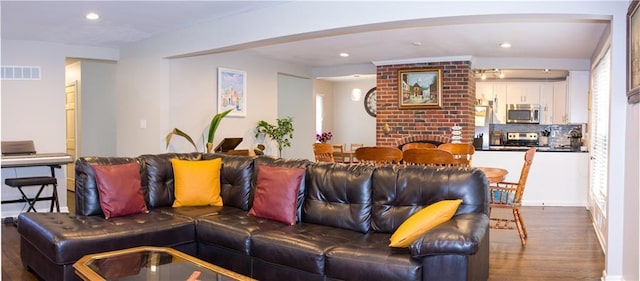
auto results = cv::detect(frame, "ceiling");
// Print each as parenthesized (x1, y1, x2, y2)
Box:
(1, 1, 609, 79)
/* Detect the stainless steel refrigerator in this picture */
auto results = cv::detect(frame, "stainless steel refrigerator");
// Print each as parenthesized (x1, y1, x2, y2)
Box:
(474, 105, 493, 149)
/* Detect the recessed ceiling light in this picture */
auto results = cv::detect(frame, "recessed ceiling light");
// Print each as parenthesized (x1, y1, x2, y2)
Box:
(339, 52, 349, 57)
(411, 41, 422, 46)
(499, 42, 512, 48)
(85, 12, 100, 20)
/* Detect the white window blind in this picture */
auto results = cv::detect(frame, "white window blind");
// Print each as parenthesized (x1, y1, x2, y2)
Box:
(589, 46, 610, 215)
(315, 94, 323, 135)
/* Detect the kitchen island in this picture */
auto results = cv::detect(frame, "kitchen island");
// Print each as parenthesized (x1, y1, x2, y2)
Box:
(474, 150, 588, 207)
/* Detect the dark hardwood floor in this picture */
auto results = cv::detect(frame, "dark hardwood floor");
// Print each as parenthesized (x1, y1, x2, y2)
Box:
(2, 191, 604, 280)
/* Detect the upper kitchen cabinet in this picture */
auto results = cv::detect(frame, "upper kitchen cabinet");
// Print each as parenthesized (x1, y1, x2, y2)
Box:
(475, 82, 507, 123)
(506, 82, 540, 104)
(539, 81, 567, 124)
(567, 71, 589, 124)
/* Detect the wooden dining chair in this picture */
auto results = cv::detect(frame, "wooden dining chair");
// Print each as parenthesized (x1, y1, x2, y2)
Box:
(332, 144, 347, 163)
(354, 146, 402, 165)
(349, 143, 364, 163)
(437, 143, 475, 166)
(401, 142, 436, 151)
(313, 143, 335, 163)
(402, 148, 455, 166)
(489, 147, 536, 247)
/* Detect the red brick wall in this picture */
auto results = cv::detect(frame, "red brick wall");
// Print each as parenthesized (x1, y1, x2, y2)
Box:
(376, 61, 475, 146)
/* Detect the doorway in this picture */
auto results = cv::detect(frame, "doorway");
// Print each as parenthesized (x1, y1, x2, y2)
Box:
(65, 82, 77, 191)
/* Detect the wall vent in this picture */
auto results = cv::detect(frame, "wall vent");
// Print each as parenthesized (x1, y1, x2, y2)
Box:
(1, 66, 41, 80)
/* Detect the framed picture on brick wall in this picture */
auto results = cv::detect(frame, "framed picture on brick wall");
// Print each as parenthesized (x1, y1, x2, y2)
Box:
(398, 67, 443, 109)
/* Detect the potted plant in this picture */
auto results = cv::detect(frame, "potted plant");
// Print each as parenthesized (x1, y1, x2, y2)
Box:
(165, 109, 233, 153)
(255, 117, 294, 157)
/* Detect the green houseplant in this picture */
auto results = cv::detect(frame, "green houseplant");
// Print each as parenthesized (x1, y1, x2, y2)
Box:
(165, 109, 233, 153)
(255, 117, 294, 157)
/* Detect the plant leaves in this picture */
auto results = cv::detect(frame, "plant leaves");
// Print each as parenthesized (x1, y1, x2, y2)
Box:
(206, 109, 233, 153)
(166, 128, 198, 151)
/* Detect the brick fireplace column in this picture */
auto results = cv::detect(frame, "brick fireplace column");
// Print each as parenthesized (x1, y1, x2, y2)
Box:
(375, 61, 475, 146)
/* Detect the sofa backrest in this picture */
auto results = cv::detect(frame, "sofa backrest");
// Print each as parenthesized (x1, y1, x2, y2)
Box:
(370, 165, 489, 233)
(202, 153, 255, 210)
(138, 153, 202, 208)
(303, 163, 375, 234)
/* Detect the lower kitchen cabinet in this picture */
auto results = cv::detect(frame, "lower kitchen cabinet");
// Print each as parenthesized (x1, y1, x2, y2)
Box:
(473, 151, 589, 206)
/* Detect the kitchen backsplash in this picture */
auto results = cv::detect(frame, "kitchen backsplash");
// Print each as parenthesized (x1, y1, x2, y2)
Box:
(490, 123, 586, 148)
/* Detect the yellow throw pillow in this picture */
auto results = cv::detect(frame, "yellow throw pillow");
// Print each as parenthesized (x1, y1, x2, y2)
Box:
(389, 199, 463, 248)
(171, 158, 223, 207)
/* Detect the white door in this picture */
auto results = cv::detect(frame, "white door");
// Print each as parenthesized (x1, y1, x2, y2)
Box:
(65, 82, 77, 191)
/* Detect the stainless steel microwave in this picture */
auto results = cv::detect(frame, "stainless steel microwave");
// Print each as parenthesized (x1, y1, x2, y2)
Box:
(506, 104, 540, 124)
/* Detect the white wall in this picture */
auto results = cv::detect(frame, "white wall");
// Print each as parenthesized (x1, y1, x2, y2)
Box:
(78, 60, 118, 157)
(278, 74, 314, 160)
(1, 40, 118, 217)
(165, 50, 311, 157)
(331, 79, 377, 147)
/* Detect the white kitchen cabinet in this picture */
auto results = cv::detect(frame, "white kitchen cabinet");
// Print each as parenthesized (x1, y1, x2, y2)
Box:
(475, 82, 507, 124)
(553, 81, 568, 123)
(567, 71, 589, 123)
(506, 82, 540, 104)
(475, 82, 494, 101)
(539, 83, 554, 124)
(474, 151, 589, 206)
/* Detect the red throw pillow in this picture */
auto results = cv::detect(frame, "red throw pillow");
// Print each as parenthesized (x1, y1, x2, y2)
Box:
(248, 164, 305, 225)
(93, 162, 148, 219)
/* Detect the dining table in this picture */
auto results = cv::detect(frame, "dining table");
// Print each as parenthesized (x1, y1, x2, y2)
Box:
(475, 167, 508, 184)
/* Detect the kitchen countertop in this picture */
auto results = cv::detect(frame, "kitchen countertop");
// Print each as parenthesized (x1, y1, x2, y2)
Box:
(477, 146, 588, 153)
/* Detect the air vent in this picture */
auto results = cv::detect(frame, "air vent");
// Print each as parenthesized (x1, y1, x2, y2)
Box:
(1, 66, 41, 80)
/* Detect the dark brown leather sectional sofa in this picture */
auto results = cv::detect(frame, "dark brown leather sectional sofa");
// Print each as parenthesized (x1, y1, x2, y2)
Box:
(17, 153, 490, 281)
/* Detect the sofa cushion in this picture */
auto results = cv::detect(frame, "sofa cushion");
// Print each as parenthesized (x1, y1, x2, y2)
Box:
(389, 199, 462, 248)
(303, 163, 375, 233)
(17, 211, 195, 265)
(196, 208, 286, 254)
(92, 162, 149, 219)
(325, 232, 422, 281)
(371, 166, 488, 233)
(75, 157, 142, 216)
(171, 158, 223, 207)
(248, 164, 305, 225)
(138, 153, 202, 208)
(250, 223, 363, 275)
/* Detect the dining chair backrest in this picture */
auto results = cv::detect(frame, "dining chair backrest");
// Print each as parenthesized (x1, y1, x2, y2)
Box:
(437, 143, 475, 166)
(349, 143, 364, 163)
(401, 142, 436, 151)
(402, 148, 455, 166)
(313, 143, 335, 162)
(354, 146, 402, 165)
(332, 144, 346, 163)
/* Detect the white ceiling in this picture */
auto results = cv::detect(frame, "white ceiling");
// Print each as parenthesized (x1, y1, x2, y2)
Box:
(1, 1, 609, 79)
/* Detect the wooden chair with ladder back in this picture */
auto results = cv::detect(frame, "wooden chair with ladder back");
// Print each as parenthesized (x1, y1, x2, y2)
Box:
(313, 143, 335, 163)
(354, 146, 402, 165)
(489, 147, 536, 246)
(402, 148, 455, 167)
(437, 143, 476, 167)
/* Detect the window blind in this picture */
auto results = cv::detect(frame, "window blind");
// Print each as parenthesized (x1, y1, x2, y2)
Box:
(589, 46, 610, 215)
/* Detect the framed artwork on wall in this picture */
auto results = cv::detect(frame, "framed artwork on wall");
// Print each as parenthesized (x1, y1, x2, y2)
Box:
(398, 67, 443, 109)
(218, 67, 247, 116)
(628, 0, 640, 104)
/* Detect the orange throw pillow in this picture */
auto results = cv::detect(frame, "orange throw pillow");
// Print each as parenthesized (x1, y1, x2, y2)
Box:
(171, 158, 223, 207)
(389, 199, 463, 248)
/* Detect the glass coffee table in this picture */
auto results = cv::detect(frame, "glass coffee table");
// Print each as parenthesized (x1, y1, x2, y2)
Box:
(73, 246, 255, 281)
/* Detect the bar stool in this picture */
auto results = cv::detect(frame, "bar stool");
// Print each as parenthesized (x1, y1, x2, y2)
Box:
(4, 174, 60, 212)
